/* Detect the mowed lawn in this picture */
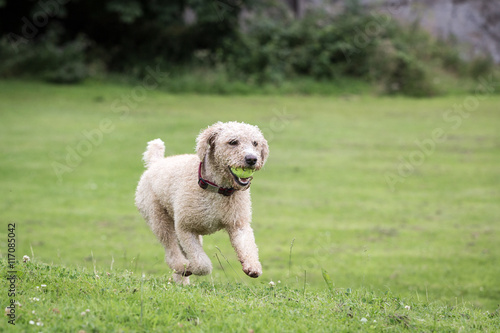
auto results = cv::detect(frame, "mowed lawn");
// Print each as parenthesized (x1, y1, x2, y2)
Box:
(1, 80, 499, 311)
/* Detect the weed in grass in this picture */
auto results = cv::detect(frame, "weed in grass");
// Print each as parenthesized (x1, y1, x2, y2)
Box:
(322, 268, 335, 295)
(288, 238, 295, 277)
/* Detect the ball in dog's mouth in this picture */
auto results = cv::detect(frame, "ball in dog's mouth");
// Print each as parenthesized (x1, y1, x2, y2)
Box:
(229, 166, 255, 186)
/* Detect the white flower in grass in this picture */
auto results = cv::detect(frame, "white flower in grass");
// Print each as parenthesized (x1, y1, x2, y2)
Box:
(86, 309, 90, 313)
(360, 317, 368, 323)
(81, 311, 87, 316)
(269, 280, 275, 287)
(41, 284, 47, 288)
(405, 305, 411, 310)
(32, 310, 36, 314)
(23, 255, 30, 263)
(36, 321, 43, 326)
(32, 297, 40, 301)
(95, 274, 100, 279)
(29, 320, 35, 325)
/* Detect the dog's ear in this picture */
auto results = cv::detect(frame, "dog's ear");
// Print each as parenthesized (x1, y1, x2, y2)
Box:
(260, 138, 269, 165)
(196, 122, 221, 160)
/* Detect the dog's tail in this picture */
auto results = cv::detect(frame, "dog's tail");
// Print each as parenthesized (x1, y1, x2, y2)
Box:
(142, 139, 165, 168)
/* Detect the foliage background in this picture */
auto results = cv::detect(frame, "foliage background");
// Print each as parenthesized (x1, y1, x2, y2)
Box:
(0, 0, 495, 95)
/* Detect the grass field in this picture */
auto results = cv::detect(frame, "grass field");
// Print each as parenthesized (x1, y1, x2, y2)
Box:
(1, 79, 499, 331)
(1, 260, 499, 332)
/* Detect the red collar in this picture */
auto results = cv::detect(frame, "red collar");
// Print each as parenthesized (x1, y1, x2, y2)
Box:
(198, 162, 236, 196)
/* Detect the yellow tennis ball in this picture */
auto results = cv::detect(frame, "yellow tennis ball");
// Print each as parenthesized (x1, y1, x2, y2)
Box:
(231, 167, 255, 178)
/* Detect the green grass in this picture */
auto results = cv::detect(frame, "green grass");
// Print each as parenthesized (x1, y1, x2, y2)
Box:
(1, 259, 499, 332)
(106, 66, 499, 97)
(1, 79, 499, 330)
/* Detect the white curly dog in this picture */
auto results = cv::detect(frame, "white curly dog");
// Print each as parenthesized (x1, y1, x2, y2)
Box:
(135, 121, 269, 284)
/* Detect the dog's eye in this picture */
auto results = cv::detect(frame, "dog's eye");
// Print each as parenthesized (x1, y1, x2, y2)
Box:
(253, 141, 258, 147)
(228, 140, 239, 146)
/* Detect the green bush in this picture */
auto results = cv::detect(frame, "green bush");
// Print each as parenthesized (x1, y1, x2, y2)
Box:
(220, 5, 437, 96)
(383, 51, 435, 97)
(223, 10, 376, 82)
(468, 56, 495, 79)
(0, 0, 495, 95)
(428, 35, 495, 79)
(0, 30, 89, 83)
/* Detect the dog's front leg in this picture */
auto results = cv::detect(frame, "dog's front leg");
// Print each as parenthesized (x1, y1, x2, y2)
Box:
(227, 225, 262, 278)
(176, 228, 212, 276)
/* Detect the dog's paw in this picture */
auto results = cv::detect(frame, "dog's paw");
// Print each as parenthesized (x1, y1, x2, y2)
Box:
(172, 273, 190, 285)
(242, 262, 262, 278)
(189, 265, 212, 276)
(171, 260, 192, 276)
(180, 270, 192, 277)
(188, 255, 213, 276)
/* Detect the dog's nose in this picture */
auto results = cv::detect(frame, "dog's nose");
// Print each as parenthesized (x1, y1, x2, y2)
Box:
(245, 154, 258, 166)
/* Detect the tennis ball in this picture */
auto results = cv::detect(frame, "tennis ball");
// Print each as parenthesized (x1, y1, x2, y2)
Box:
(230, 167, 255, 178)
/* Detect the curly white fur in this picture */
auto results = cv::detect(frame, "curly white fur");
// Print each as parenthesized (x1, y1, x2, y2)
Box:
(135, 121, 269, 284)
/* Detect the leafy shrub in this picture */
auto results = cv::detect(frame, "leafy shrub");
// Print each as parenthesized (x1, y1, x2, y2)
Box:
(0, 30, 89, 83)
(221, 4, 437, 96)
(384, 51, 435, 97)
(467, 56, 495, 79)
(428, 35, 495, 79)
(0, 0, 495, 94)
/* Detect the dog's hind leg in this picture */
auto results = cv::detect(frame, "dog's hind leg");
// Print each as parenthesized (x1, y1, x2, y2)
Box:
(175, 225, 213, 276)
(138, 196, 191, 278)
(169, 237, 204, 285)
(157, 210, 192, 277)
(172, 272, 190, 285)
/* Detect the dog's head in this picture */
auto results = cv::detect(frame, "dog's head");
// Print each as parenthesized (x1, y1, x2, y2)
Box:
(196, 121, 269, 189)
